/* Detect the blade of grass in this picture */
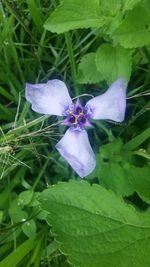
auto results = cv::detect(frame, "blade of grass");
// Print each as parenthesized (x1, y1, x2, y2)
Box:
(27, 0, 44, 33)
(0, 235, 37, 267)
(124, 126, 150, 150)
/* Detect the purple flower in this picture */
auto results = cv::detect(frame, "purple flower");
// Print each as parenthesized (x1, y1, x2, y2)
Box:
(25, 79, 126, 178)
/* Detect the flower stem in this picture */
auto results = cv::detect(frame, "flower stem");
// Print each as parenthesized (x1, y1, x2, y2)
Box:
(96, 121, 115, 142)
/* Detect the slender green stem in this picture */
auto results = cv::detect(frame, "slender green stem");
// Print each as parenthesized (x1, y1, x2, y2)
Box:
(32, 157, 50, 190)
(96, 122, 115, 142)
(65, 32, 79, 95)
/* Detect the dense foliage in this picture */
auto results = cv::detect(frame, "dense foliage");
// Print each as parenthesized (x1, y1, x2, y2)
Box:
(0, 0, 150, 266)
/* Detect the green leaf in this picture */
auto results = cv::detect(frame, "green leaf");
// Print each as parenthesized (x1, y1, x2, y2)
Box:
(90, 139, 133, 197)
(124, 165, 150, 204)
(99, 0, 141, 13)
(100, 138, 123, 162)
(98, 1, 123, 34)
(99, 162, 150, 202)
(95, 1, 141, 34)
(95, 44, 132, 84)
(123, 0, 141, 11)
(42, 241, 60, 259)
(99, 162, 133, 197)
(18, 190, 33, 206)
(22, 220, 36, 238)
(90, 139, 150, 202)
(90, 139, 150, 201)
(77, 53, 102, 84)
(99, 0, 122, 15)
(39, 181, 150, 267)
(9, 207, 28, 223)
(44, 0, 105, 33)
(113, 5, 150, 48)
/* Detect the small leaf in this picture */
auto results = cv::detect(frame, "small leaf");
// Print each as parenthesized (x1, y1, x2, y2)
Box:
(90, 139, 150, 202)
(44, 0, 105, 33)
(41, 241, 60, 259)
(18, 190, 33, 206)
(39, 181, 150, 267)
(113, 5, 150, 48)
(77, 53, 102, 84)
(95, 44, 132, 84)
(9, 207, 28, 223)
(100, 138, 123, 162)
(90, 139, 133, 197)
(124, 165, 150, 204)
(22, 220, 36, 238)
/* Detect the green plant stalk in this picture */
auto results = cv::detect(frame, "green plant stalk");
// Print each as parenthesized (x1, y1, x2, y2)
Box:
(65, 32, 79, 95)
(95, 121, 115, 142)
(32, 156, 50, 190)
(0, 115, 49, 144)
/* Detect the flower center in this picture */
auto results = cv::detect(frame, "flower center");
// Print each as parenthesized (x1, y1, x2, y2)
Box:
(63, 101, 93, 130)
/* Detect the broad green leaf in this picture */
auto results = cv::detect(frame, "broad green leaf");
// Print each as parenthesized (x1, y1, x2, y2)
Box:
(77, 53, 102, 84)
(95, 44, 132, 84)
(99, 162, 150, 202)
(98, 1, 123, 34)
(113, 5, 150, 48)
(99, 162, 133, 197)
(95, 1, 140, 34)
(44, 0, 105, 33)
(99, 0, 122, 15)
(99, 0, 141, 13)
(39, 181, 150, 267)
(123, 0, 141, 11)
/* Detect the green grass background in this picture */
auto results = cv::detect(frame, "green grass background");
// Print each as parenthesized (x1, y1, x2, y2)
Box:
(0, 1, 150, 266)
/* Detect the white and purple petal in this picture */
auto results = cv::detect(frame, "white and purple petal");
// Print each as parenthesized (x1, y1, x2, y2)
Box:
(56, 128, 96, 178)
(25, 79, 72, 116)
(86, 79, 126, 122)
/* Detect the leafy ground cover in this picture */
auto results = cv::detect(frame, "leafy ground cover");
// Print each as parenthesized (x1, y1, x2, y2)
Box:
(0, 0, 150, 266)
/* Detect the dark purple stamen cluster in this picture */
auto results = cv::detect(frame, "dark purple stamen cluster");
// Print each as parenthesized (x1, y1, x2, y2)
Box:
(68, 115, 76, 124)
(63, 100, 93, 130)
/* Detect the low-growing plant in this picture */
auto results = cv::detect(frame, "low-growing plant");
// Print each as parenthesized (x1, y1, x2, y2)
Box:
(0, 1, 150, 266)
